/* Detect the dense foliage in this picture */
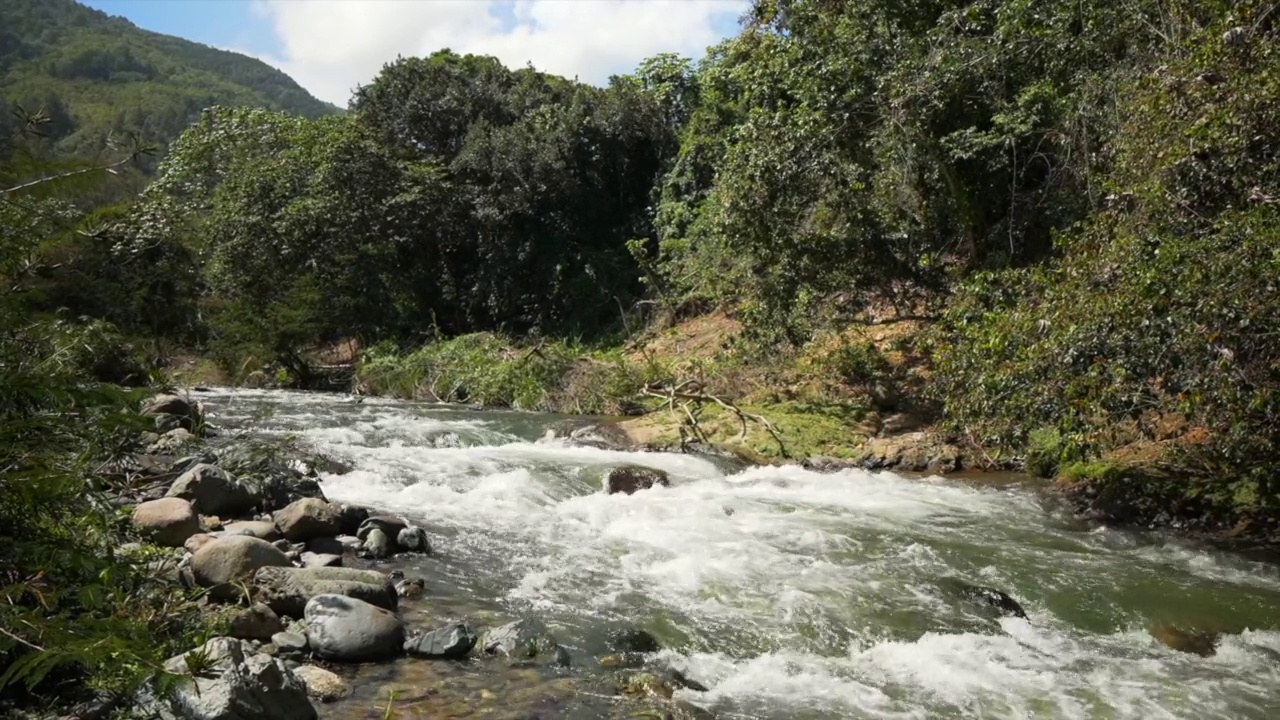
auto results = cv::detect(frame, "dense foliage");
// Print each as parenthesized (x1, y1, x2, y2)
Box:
(134, 51, 675, 378)
(0, 116, 217, 713)
(934, 3, 1280, 521)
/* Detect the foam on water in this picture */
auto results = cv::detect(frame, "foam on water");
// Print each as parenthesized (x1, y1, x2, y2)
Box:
(199, 388, 1280, 719)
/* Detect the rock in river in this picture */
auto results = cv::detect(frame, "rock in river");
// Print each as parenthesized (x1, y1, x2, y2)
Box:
(403, 623, 478, 659)
(606, 466, 671, 495)
(304, 594, 405, 662)
(252, 566, 397, 618)
(167, 463, 259, 517)
(192, 535, 292, 593)
(291, 665, 352, 703)
(938, 578, 1028, 619)
(274, 498, 342, 542)
(158, 637, 316, 720)
(223, 520, 281, 541)
(480, 618, 570, 666)
(132, 497, 201, 548)
(228, 602, 286, 641)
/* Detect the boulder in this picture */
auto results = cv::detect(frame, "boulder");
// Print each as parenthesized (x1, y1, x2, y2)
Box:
(273, 498, 342, 542)
(159, 637, 316, 720)
(303, 594, 405, 662)
(479, 618, 570, 666)
(251, 566, 397, 618)
(132, 497, 201, 548)
(291, 665, 352, 703)
(260, 474, 327, 514)
(606, 466, 671, 495)
(403, 623, 478, 659)
(228, 603, 286, 641)
(191, 535, 292, 592)
(223, 521, 281, 541)
(167, 464, 259, 517)
(396, 526, 431, 554)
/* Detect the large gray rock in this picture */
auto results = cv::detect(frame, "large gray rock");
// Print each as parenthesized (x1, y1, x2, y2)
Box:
(167, 464, 259, 517)
(273, 498, 341, 542)
(132, 497, 201, 548)
(606, 466, 671, 495)
(304, 594, 405, 662)
(191, 535, 292, 591)
(159, 637, 316, 720)
(251, 566, 397, 618)
(479, 618, 570, 666)
(403, 623, 477, 659)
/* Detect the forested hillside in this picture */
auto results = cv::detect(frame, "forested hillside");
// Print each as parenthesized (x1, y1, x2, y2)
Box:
(4, 1, 1280, 711)
(0, 0, 337, 168)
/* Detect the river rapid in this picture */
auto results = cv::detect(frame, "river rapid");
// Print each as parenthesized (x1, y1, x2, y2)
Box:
(198, 388, 1280, 720)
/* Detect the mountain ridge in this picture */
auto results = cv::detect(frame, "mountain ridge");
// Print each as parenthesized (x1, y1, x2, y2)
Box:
(0, 0, 339, 162)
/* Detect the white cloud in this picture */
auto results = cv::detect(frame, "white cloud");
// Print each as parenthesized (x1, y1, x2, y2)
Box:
(247, 0, 748, 107)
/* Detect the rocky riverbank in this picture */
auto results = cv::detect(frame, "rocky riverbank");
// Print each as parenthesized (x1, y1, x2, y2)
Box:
(86, 392, 752, 720)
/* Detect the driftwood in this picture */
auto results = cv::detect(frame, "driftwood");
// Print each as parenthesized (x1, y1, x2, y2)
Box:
(641, 380, 787, 457)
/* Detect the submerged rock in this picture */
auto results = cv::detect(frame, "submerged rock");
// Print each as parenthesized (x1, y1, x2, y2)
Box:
(304, 594, 405, 662)
(1150, 622, 1221, 657)
(608, 628, 661, 653)
(159, 637, 316, 720)
(395, 577, 426, 599)
(403, 623, 478, 659)
(480, 618, 570, 666)
(939, 578, 1028, 620)
(606, 466, 671, 495)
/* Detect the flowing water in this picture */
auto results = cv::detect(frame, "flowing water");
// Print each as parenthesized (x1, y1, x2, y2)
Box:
(198, 388, 1280, 719)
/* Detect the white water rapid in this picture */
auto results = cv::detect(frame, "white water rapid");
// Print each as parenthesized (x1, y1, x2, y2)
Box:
(199, 388, 1280, 720)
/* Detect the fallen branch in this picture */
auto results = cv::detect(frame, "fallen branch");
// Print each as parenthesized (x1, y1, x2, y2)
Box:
(642, 381, 788, 457)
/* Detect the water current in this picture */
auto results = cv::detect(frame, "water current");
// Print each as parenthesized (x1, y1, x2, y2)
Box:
(198, 388, 1280, 719)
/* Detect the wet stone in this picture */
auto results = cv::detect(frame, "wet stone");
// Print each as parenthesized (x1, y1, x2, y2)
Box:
(403, 623, 479, 659)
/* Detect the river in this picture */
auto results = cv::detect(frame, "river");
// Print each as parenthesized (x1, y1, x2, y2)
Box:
(198, 388, 1280, 719)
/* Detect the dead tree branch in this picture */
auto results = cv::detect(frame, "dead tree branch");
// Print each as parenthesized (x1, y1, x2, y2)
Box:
(642, 381, 787, 457)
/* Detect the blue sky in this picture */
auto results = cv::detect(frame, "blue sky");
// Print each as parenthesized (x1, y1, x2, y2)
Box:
(79, 0, 746, 106)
